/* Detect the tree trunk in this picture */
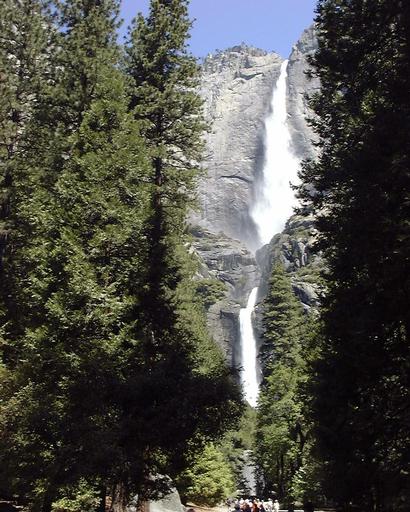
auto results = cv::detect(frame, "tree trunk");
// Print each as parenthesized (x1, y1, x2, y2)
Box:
(41, 490, 54, 512)
(110, 482, 128, 512)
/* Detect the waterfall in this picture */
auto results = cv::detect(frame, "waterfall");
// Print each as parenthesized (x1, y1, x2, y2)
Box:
(240, 60, 300, 407)
(239, 287, 259, 408)
(251, 59, 300, 246)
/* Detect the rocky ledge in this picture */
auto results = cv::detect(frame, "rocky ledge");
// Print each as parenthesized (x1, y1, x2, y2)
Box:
(191, 227, 259, 366)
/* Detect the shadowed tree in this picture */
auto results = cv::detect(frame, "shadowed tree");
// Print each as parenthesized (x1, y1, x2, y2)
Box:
(298, 1, 410, 510)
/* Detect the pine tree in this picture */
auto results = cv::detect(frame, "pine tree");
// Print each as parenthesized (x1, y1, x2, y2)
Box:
(0, 1, 152, 509)
(0, 0, 53, 256)
(298, 1, 410, 509)
(255, 264, 309, 503)
(125, 0, 206, 340)
(122, 0, 241, 504)
(0, 0, 54, 347)
(259, 264, 305, 367)
(0, 1, 241, 508)
(176, 443, 236, 507)
(0, 2, 55, 500)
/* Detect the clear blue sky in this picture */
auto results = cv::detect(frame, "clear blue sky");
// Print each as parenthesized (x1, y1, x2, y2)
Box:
(119, 0, 318, 58)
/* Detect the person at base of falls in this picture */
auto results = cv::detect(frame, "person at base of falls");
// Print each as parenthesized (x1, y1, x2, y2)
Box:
(273, 499, 280, 512)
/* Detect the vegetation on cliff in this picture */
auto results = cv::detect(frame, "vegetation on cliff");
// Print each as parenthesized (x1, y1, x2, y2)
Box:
(255, 264, 319, 505)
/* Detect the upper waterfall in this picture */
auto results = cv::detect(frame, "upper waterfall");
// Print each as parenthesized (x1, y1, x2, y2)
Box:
(240, 59, 301, 408)
(251, 59, 300, 247)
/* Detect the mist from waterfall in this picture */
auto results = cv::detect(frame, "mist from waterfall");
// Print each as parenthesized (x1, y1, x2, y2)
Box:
(251, 59, 300, 246)
(240, 60, 300, 407)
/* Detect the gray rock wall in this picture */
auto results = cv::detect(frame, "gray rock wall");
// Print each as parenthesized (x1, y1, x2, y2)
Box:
(191, 228, 259, 365)
(287, 25, 320, 160)
(191, 29, 321, 361)
(191, 44, 283, 250)
(256, 213, 323, 311)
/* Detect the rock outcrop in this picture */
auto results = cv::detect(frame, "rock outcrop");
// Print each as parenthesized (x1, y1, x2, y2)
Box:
(191, 227, 259, 365)
(287, 25, 320, 159)
(256, 212, 323, 311)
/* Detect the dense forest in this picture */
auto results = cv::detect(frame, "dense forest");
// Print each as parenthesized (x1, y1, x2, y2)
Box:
(0, 1, 409, 512)
(0, 0, 241, 510)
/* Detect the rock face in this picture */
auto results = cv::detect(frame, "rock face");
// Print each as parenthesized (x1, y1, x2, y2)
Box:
(191, 227, 259, 366)
(127, 489, 185, 512)
(256, 212, 323, 311)
(287, 25, 320, 159)
(191, 44, 283, 249)
(191, 28, 321, 360)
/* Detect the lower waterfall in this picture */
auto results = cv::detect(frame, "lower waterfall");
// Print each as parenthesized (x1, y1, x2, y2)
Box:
(239, 287, 259, 408)
(240, 59, 300, 407)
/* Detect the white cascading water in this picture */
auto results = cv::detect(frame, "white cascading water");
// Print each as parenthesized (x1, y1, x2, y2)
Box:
(239, 287, 259, 408)
(251, 59, 300, 246)
(240, 60, 300, 407)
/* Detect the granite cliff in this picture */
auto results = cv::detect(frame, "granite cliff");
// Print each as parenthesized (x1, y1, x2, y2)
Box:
(191, 44, 283, 249)
(191, 27, 320, 363)
(287, 25, 320, 160)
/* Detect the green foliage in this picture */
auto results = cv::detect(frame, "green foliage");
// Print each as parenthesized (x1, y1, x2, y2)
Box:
(52, 480, 100, 512)
(121, 1, 242, 503)
(219, 405, 257, 495)
(126, 0, 206, 205)
(195, 278, 228, 309)
(255, 264, 313, 504)
(298, 1, 410, 510)
(177, 443, 236, 507)
(259, 264, 305, 367)
(0, 1, 241, 510)
(0, 0, 153, 504)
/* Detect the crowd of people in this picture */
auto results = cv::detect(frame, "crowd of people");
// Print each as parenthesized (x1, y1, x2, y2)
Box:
(230, 498, 281, 512)
(228, 498, 315, 512)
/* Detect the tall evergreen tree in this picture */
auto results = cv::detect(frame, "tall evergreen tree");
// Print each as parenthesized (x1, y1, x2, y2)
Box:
(0, 1, 152, 509)
(298, 1, 410, 510)
(0, 2, 55, 500)
(125, 0, 206, 336)
(122, 0, 241, 505)
(0, 0, 53, 258)
(0, 0, 54, 348)
(0, 1, 241, 509)
(255, 264, 309, 503)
